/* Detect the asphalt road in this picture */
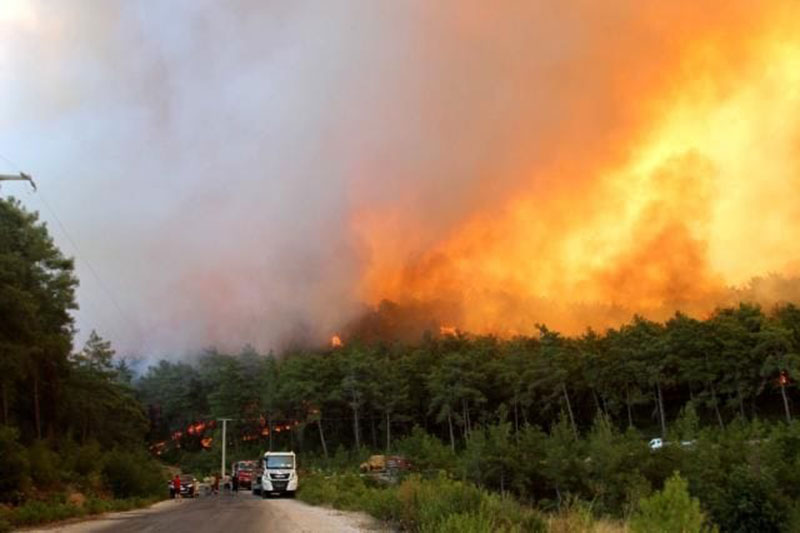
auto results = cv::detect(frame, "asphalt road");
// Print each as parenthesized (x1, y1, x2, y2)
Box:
(26, 492, 374, 533)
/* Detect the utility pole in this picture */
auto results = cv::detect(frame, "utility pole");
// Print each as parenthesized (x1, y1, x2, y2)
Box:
(0, 172, 37, 191)
(219, 418, 233, 483)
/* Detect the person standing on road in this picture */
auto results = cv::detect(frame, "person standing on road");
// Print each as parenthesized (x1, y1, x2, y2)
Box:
(172, 474, 181, 499)
(232, 471, 239, 495)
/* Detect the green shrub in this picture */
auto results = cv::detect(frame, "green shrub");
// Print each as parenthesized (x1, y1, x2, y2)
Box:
(102, 449, 164, 498)
(395, 473, 484, 527)
(75, 441, 103, 477)
(706, 467, 785, 533)
(630, 472, 715, 533)
(479, 492, 547, 533)
(296, 471, 373, 510)
(85, 497, 114, 515)
(27, 440, 59, 487)
(420, 511, 495, 533)
(362, 486, 401, 522)
(0, 427, 29, 503)
(4, 496, 159, 528)
(395, 426, 458, 473)
(298, 470, 545, 532)
(10, 500, 84, 526)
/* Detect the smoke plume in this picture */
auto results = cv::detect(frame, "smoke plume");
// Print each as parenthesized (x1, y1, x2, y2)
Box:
(2, 1, 800, 354)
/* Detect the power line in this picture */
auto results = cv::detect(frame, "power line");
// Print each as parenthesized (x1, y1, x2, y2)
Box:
(37, 189, 138, 329)
(0, 152, 20, 171)
(0, 151, 139, 345)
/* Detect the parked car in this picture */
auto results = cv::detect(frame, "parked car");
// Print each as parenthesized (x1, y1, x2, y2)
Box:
(168, 474, 197, 498)
(649, 438, 696, 450)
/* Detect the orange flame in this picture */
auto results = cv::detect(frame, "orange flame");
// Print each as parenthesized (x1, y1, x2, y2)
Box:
(439, 325, 457, 336)
(331, 334, 343, 348)
(355, 3, 800, 336)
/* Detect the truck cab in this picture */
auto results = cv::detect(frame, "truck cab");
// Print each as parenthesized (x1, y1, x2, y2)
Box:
(254, 451, 297, 497)
(233, 460, 257, 489)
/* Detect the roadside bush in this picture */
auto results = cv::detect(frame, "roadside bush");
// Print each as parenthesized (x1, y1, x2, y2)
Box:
(479, 491, 547, 532)
(705, 466, 785, 533)
(584, 415, 652, 515)
(297, 471, 373, 510)
(397, 473, 483, 526)
(102, 449, 164, 498)
(295, 471, 340, 506)
(84, 496, 154, 514)
(762, 422, 800, 502)
(9, 500, 84, 526)
(420, 511, 495, 533)
(361, 484, 401, 522)
(75, 441, 103, 477)
(298, 470, 546, 532)
(546, 499, 601, 533)
(27, 440, 59, 487)
(398, 474, 545, 531)
(3, 496, 159, 529)
(395, 426, 457, 473)
(0, 427, 29, 503)
(629, 472, 714, 533)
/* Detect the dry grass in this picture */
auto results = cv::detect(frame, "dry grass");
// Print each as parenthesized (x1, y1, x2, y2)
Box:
(546, 504, 627, 533)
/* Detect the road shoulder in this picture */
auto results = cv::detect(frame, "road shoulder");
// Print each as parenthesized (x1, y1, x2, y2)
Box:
(19, 499, 177, 532)
(264, 498, 387, 532)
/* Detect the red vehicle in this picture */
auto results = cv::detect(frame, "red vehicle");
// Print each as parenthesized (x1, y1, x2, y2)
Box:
(233, 460, 258, 490)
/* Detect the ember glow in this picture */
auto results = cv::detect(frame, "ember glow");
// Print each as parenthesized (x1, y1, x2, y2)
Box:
(355, 2, 800, 336)
(439, 326, 457, 337)
(331, 334, 343, 348)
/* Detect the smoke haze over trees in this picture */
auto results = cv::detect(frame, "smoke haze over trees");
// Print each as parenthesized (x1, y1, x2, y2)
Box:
(140, 301, 800, 530)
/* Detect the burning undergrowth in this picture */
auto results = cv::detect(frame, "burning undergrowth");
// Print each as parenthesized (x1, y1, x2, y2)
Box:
(341, 274, 800, 344)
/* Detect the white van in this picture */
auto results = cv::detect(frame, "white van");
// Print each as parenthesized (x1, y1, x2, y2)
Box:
(254, 451, 297, 497)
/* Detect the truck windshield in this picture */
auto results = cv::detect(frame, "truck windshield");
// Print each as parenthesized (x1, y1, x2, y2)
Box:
(265, 456, 294, 469)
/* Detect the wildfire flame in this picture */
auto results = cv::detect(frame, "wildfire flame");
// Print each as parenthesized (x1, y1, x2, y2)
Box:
(186, 422, 206, 436)
(439, 325, 457, 336)
(331, 334, 343, 348)
(355, 2, 800, 336)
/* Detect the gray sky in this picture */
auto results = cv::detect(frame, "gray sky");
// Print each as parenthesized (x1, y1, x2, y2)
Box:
(1, 1, 384, 355)
(1, 0, 570, 357)
(1, 0, 516, 356)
